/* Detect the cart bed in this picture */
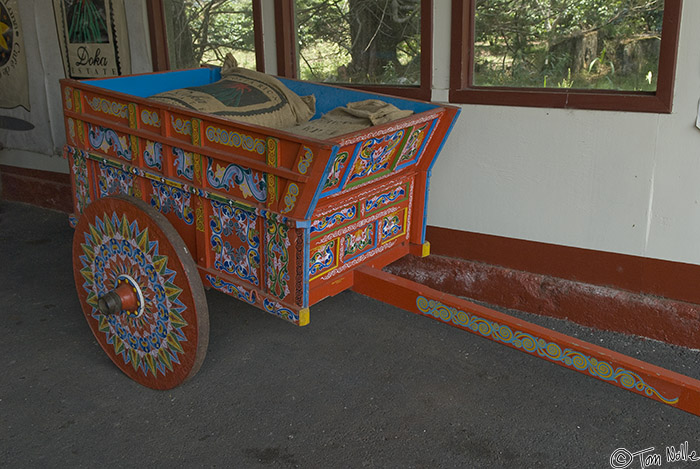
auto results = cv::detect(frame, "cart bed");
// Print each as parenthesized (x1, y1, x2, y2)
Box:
(61, 68, 459, 325)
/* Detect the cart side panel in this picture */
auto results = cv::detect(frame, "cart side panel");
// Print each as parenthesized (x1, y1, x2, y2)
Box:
(67, 141, 310, 324)
(85, 124, 135, 163)
(205, 155, 268, 206)
(206, 197, 262, 290)
(61, 79, 318, 326)
(313, 112, 442, 203)
(305, 106, 459, 304)
(343, 127, 409, 190)
(140, 138, 166, 176)
(143, 178, 199, 258)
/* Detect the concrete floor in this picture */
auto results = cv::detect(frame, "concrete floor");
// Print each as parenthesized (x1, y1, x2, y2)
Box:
(1, 200, 700, 468)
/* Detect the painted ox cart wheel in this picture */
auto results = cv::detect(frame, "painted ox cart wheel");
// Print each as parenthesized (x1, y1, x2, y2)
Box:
(72, 195, 209, 389)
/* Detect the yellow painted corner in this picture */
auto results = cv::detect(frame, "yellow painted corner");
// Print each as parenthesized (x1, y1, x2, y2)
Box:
(298, 308, 310, 327)
(421, 241, 431, 258)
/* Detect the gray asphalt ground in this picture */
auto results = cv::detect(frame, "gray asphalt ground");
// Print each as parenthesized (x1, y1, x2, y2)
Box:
(2, 200, 700, 468)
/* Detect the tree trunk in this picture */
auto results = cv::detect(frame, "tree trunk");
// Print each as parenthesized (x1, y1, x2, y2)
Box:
(164, 0, 196, 69)
(347, 0, 403, 82)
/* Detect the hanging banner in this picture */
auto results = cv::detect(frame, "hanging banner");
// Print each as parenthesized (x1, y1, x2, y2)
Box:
(0, 0, 30, 110)
(53, 0, 131, 79)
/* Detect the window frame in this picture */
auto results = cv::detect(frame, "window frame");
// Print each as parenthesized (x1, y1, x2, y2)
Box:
(275, 0, 434, 101)
(449, 0, 683, 113)
(146, 0, 266, 72)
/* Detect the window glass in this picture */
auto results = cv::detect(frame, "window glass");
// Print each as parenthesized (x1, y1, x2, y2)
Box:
(473, 0, 665, 92)
(294, 0, 422, 85)
(162, 0, 256, 70)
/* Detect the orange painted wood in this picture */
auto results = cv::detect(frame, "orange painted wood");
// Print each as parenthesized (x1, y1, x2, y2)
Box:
(61, 107, 311, 183)
(352, 266, 700, 417)
(309, 241, 410, 305)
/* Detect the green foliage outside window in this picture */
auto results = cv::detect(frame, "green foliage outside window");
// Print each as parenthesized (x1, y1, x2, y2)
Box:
(161, 0, 423, 86)
(163, 0, 256, 70)
(295, 0, 422, 86)
(473, 0, 665, 91)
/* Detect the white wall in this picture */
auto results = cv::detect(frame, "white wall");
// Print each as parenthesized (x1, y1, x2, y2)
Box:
(428, 1, 700, 265)
(0, 0, 152, 174)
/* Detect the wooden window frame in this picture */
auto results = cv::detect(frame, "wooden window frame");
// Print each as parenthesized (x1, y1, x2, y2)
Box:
(275, 0, 433, 101)
(146, 0, 266, 72)
(449, 0, 683, 113)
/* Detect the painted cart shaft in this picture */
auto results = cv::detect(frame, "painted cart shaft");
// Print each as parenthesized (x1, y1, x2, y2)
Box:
(61, 68, 459, 328)
(353, 266, 700, 417)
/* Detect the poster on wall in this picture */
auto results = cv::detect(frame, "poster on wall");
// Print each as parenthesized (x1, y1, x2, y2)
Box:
(53, 0, 131, 79)
(0, 0, 30, 110)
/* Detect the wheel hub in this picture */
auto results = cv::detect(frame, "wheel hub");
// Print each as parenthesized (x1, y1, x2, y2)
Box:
(97, 274, 145, 318)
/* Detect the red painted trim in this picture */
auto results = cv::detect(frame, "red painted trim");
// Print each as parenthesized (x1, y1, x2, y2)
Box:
(353, 265, 700, 417)
(146, 0, 170, 71)
(275, 0, 297, 78)
(252, 0, 265, 72)
(0, 165, 72, 213)
(449, 0, 683, 113)
(425, 226, 700, 307)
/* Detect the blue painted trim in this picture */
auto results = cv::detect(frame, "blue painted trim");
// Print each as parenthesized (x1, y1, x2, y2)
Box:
(303, 226, 310, 308)
(338, 142, 362, 192)
(305, 146, 340, 220)
(421, 170, 432, 245)
(319, 186, 342, 199)
(90, 157, 99, 202)
(420, 109, 461, 244)
(83, 68, 221, 97)
(279, 78, 438, 117)
(86, 69, 437, 115)
(295, 219, 311, 229)
(318, 151, 350, 199)
(394, 118, 438, 172)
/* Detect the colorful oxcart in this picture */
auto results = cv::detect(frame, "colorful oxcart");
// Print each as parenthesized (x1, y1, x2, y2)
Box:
(61, 68, 458, 388)
(62, 69, 700, 416)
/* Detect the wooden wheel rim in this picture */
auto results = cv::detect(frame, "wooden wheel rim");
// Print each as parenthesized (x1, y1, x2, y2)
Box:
(72, 195, 209, 389)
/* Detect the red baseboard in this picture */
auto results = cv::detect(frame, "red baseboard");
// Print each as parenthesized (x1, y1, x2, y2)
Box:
(385, 227, 700, 349)
(0, 165, 72, 213)
(426, 226, 700, 307)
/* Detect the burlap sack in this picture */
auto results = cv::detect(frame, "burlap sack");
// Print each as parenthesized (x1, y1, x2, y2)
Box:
(284, 99, 413, 140)
(149, 54, 315, 128)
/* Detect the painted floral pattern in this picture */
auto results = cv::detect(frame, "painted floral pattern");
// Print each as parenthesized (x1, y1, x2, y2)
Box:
(78, 213, 188, 377)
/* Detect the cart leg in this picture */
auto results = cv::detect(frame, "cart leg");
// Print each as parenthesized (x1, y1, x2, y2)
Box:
(409, 241, 431, 258)
(353, 265, 700, 417)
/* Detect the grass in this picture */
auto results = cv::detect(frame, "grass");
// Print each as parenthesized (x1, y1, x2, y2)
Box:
(472, 43, 658, 92)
